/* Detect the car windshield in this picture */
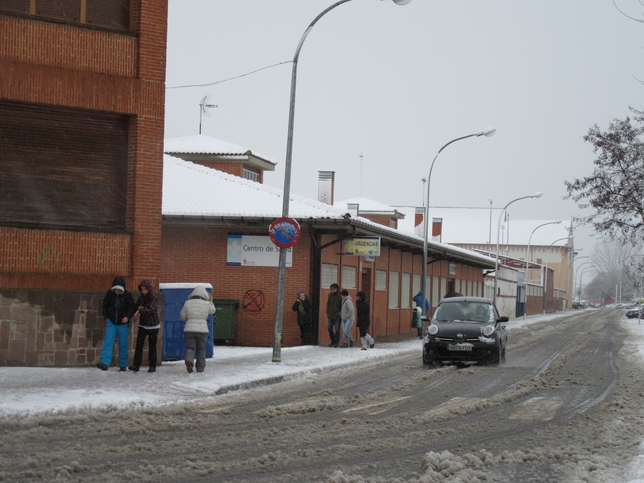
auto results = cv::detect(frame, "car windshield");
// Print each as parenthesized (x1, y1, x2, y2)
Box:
(434, 301, 493, 323)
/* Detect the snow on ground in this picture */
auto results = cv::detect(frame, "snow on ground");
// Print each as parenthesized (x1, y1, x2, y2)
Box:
(2, 310, 644, 481)
(0, 311, 632, 420)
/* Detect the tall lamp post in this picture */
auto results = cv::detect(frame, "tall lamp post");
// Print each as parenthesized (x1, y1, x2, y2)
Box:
(421, 127, 496, 318)
(523, 220, 561, 318)
(574, 261, 594, 303)
(272, 0, 412, 363)
(542, 236, 573, 314)
(577, 266, 595, 304)
(493, 192, 543, 304)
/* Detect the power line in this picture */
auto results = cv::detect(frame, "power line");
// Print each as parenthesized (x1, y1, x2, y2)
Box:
(166, 60, 292, 90)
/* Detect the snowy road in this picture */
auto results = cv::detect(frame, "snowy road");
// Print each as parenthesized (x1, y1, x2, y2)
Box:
(3, 309, 644, 482)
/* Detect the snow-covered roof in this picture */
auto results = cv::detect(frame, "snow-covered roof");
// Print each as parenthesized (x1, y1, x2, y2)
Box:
(336, 197, 405, 217)
(163, 155, 345, 219)
(161, 156, 496, 268)
(164, 135, 277, 166)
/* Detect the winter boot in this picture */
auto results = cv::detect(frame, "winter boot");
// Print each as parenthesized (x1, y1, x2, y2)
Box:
(349, 340, 354, 348)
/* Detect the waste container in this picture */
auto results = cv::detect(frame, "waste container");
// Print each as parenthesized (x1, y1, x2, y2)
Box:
(213, 299, 239, 344)
(160, 283, 214, 361)
(411, 306, 423, 329)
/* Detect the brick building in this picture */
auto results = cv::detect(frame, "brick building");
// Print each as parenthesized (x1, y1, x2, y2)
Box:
(0, 1, 168, 366)
(161, 155, 496, 348)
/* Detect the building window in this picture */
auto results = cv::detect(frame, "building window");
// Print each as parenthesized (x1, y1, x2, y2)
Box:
(441, 278, 447, 299)
(467, 280, 473, 296)
(412, 273, 420, 297)
(243, 169, 260, 183)
(401, 273, 410, 308)
(0, 0, 132, 31)
(342, 266, 357, 289)
(432, 276, 439, 307)
(0, 100, 129, 231)
(321, 263, 338, 288)
(375, 270, 387, 291)
(389, 272, 399, 309)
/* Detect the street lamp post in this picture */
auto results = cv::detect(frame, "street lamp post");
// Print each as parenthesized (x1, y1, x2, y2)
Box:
(542, 236, 573, 314)
(574, 261, 594, 303)
(272, 0, 412, 363)
(421, 128, 496, 320)
(578, 266, 594, 304)
(524, 220, 561, 319)
(493, 192, 543, 305)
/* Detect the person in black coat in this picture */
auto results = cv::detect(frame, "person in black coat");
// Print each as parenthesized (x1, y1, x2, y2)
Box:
(128, 279, 160, 373)
(97, 276, 137, 371)
(292, 290, 314, 345)
(356, 291, 375, 350)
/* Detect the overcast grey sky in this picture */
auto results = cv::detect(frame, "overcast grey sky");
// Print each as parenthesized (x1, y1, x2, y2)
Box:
(164, 1, 643, 255)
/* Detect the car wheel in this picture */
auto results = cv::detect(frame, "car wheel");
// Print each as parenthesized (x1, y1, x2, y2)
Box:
(500, 346, 506, 364)
(487, 348, 501, 366)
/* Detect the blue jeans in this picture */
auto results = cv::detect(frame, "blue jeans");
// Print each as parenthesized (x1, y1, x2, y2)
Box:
(342, 319, 354, 344)
(99, 320, 130, 368)
(327, 316, 341, 345)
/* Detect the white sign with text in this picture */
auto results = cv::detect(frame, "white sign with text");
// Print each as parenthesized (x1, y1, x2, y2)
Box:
(227, 234, 293, 267)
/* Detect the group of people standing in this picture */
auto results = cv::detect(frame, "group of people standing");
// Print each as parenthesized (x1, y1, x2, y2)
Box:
(96, 277, 215, 374)
(325, 283, 375, 350)
(97, 277, 377, 371)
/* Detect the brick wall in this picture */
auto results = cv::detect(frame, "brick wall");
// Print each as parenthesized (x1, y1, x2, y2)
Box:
(0, 2, 168, 366)
(161, 225, 311, 347)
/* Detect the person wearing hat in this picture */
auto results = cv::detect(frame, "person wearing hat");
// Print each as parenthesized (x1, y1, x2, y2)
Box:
(97, 276, 137, 371)
(292, 290, 314, 345)
(180, 285, 216, 373)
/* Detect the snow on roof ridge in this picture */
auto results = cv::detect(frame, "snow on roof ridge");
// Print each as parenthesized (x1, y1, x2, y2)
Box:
(164, 135, 276, 164)
(163, 155, 349, 219)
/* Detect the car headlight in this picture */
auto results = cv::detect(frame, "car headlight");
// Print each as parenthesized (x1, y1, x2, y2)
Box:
(482, 325, 494, 337)
(428, 324, 438, 336)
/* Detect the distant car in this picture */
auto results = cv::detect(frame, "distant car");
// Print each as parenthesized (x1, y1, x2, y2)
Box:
(423, 296, 508, 366)
(626, 308, 642, 319)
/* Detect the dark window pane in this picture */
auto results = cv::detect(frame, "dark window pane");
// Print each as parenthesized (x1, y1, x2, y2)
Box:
(36, 0, 81, 23)
(0, 0, 30, 14)
(0, 100, 129, 231)
(86, 0, 130, 30)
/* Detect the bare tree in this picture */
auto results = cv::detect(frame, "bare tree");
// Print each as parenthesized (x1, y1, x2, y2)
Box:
(565, 108, 644, 244)
(587, 240, 643, 302)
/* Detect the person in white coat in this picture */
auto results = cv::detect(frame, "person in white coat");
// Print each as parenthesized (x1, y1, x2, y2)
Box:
(180, 285, 216, 373)
(340, 289, 355, 348)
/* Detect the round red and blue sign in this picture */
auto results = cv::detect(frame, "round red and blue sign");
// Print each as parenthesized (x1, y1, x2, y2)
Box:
(269, 217, 301, 249)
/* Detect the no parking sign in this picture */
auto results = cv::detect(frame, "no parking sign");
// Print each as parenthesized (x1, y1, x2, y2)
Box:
(269, 217, 301, 249)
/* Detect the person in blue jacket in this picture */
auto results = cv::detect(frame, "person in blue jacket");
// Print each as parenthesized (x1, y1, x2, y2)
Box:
(412, 291, 431, 338)
(97, 276, 137, 371)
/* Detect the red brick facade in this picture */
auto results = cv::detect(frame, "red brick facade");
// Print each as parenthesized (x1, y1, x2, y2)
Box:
(0, 1, 168, 365)
(160, 225, 487, 348)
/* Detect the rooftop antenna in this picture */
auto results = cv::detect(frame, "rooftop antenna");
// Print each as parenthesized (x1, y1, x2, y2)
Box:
(199, 93, 218, 135)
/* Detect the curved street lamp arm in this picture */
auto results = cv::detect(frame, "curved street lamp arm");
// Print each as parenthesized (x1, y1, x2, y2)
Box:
(421, 128, 496, 313)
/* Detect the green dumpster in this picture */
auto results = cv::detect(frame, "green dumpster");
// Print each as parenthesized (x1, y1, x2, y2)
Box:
(411, 307, 423, 329)
(213, 299, 239, 344)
